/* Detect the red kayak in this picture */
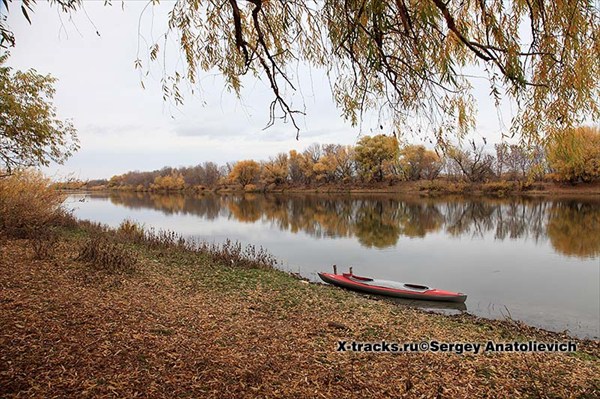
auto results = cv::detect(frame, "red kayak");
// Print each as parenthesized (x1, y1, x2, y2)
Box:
(318, 272, 467, 303)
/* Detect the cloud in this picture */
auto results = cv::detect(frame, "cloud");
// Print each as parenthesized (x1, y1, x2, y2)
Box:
(174, 123, 245, 139)
(10, 0, 510, 181)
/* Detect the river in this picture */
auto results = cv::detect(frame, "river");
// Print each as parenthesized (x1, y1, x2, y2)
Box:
(66, 191, 600, 338)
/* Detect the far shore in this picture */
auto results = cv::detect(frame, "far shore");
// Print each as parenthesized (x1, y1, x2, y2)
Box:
(60, 180, 600, 197)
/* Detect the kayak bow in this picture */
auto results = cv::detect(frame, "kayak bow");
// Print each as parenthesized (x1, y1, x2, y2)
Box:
(318, 272, 467, 303)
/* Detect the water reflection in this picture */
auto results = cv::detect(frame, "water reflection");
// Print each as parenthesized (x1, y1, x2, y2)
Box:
(547, 201, 600, 258)
(102, 191, 600, 258)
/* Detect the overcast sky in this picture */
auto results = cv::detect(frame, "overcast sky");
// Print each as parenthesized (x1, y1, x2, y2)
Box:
(5, 1, 515, 180)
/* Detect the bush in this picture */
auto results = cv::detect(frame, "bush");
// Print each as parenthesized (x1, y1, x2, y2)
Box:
(32, 229, 59, 260)
(482, 181, 516, 195)
(244, 184, 260, 192)
(0, 170, 66, 238)
(546, 126, 600, 183)
(117, 219, 145, 242)
(76, 235, 138, 273)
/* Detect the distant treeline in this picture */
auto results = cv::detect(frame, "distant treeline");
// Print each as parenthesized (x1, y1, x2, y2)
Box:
(58, 127, 599, 192)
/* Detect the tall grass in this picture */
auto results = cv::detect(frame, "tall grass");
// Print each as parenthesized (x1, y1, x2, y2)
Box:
(0, 170, 67, 238)
(76, 235, 138, 273)
(115, 220, 278, 269)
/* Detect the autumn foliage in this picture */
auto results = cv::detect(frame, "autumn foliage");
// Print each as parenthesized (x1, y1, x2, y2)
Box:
(228, 160, 260, 187)
(151, 173, 185, 191)
(354, 134, 399, 182)
(0, 54, 78, 174)
(0, 169, 66, 238)
(546, 126, 600, 183)
(75, 128, 600, 192)
(398, 145, 443, 180)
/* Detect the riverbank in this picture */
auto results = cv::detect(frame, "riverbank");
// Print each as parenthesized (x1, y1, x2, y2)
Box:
(254, 180, 600, 197)
(1, 221, 599, 398)
(76, 180, 600, 197)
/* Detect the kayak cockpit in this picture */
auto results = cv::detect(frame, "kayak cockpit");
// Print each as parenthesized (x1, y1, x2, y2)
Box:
(346, 274, 431, 292)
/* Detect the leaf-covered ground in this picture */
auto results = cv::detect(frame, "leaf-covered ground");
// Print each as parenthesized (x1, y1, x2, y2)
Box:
(1, 231, 598, 398)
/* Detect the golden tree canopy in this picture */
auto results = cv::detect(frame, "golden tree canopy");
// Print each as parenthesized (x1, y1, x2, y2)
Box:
(546, 126, 600, 182)
(354, 134, 399, 182)
(229, 160, 261, 187)
(0, 53, 78, 174)
(3, 0, 599, 143)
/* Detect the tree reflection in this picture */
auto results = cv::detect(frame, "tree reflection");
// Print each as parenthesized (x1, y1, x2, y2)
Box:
(101, 191, 600, 256)
(226, 194, 262, 223)
(444, 201, 496, 237)
(547, 201, 600, 258)
(397, 201, 444, 238)
(107, 191, 222, 219)
(494, 200, 547, 242)
(353, 200, 401, 248)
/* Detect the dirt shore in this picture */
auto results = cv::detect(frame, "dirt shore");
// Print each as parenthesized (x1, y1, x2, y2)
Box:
(1, 226, 598, 398)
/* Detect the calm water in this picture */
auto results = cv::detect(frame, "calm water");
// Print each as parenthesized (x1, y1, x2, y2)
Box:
(67, 192, 600, 338)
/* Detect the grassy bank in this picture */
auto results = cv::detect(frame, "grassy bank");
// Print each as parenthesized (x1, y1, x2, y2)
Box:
(74, 180, 600, 197)
(1, 219, 599, 398)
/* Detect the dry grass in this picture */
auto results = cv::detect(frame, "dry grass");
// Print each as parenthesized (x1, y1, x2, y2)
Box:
(76, 235, 138, 273)
(0, 170, 67, 238)
(116, 220, 278, 270)
(0, 226, 598, 398)
(31, 229, 59, 260)
(195, 239, 279, 269)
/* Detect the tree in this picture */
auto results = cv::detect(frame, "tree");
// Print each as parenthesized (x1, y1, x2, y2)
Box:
(4, 1, 598, 142)
(202, 161, 222, 187)
(152, 172, 185, 191)
(0, 54, 78, 175)
(312, 156, 336, 183)
(354, 134, 399, 182)
(261, 153, 288, 185)
(546, 126, 600, 183)
(494, 143, 508, 178)
(398, 144, 442, 180)
(229, 160, 260, 187)
(312, 144, 351, 183)
(325, 144, 355, 181)
(446, 142, 495, 182)
(298, 144, 321, 184)
(494, 142, 547, 181)
(287, 150, 304, 184)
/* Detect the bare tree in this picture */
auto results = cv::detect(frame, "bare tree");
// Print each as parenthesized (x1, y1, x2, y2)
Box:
(446, 142, 495, 182)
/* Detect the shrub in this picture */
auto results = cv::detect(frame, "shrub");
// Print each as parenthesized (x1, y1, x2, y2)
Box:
(482, 181, 515, 195)
(76, 235, 137, 273)
(0, 170, 66, 238)
(546, 126, 600, 183)
(32, 229, 59, 260)
(244, 184, 259, 192)
(117, 219, 145, 242)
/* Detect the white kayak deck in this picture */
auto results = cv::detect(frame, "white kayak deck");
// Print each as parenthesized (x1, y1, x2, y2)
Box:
(348, 276, 431, 292)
